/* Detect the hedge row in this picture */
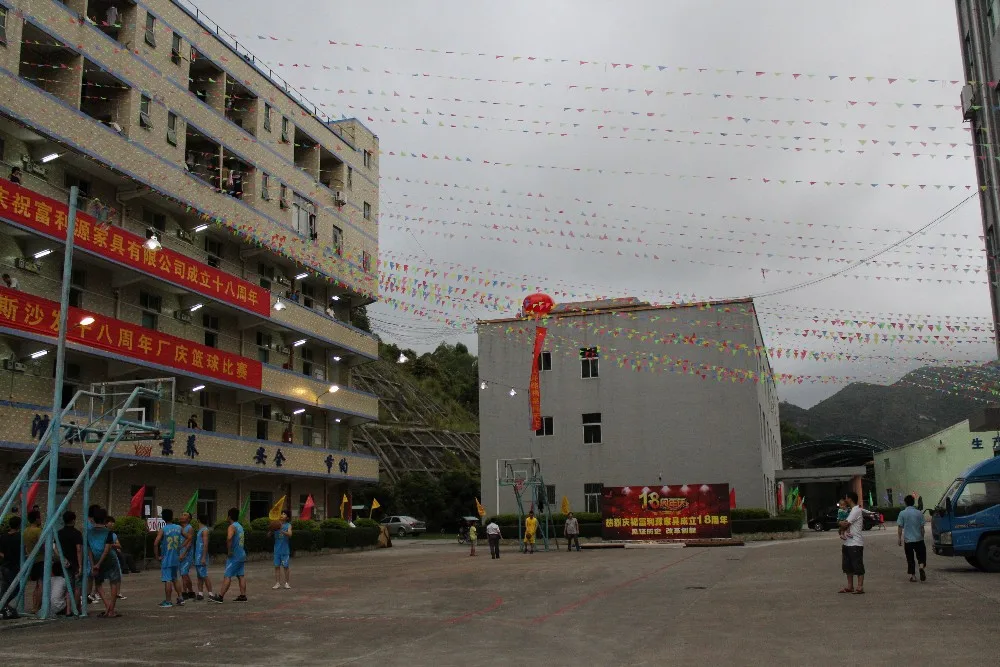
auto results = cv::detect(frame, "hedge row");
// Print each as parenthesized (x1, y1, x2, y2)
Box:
(731, 517, 803, 534)
(872, 506, 903, 522)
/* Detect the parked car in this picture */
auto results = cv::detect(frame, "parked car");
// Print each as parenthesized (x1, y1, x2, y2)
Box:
(809, 507, 878, 532)
(380, 515, 427, 537)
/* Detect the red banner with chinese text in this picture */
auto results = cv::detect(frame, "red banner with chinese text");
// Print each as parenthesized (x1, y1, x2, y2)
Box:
(529, 325, 547, 431)
(0, 286, 262, 388)
(0, 177, 269, 316)
(601, 484, 731, 540)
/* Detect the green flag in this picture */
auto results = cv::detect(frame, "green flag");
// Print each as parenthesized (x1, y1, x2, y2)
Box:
(183, 490, 198, 517)
(238, 495, 251, 523)
(868, 491, 874, 507)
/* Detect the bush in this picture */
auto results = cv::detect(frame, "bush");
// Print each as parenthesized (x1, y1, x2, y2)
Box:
(321, 518, 349, 530)
(113, 516, 147, 537)
(290, 527, 323, 552)
(250, 517, 272, 532)
(354, 518, 379, 529)
(322, 529, 347, 549)
(118, 534, 146, 561)
(731, 517, 802, 534)
(346, 526, 379, 548)
(731, 508, 771, 521)
(291, 519, 319, 532)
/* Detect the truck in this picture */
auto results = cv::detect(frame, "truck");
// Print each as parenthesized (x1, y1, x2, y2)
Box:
(931, 455, 1000, 572)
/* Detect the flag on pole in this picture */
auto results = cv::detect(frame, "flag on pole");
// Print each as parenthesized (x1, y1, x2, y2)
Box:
(475, 498, 486, 518)
(339, 493, 348, 519)
(183, 490, 199, 517)
(729, 487, 736, 510)
(238, 495, 251, 523)
(369, 498, 381, 518)
(128, 485, 145, 517)
(25, 481, 40, 510)
(301, 495, 315, 521)
(869, 491, 875, 507)
(560, 496, 570, 515)
(268, 495, 286, 521)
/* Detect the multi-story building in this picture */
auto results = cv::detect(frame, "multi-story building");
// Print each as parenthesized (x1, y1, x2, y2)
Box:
(0, 0, 380, 522)
(955, 2, 1000, 355)
(478, 298, 782, 515)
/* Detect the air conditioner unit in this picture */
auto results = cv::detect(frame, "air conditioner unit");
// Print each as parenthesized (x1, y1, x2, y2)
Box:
(333, 191, 346, 206)
(3, 359, 26, 372)
(20, 156, 48, 179)
(271, 410, 286, 422)
(276, 345, 290, 355)
(176, 228, 193, 243)
(275, 275, 291, 287)
(962, 84, 978, 121)
(14, 258, 40, 273)
(174, 310, 192, 323)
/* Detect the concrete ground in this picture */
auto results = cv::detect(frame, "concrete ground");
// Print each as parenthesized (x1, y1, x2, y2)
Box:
(1, 528, 997, 666)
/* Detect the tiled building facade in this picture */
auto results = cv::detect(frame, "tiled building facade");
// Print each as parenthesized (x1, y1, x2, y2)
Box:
(0, 0, 380, 522)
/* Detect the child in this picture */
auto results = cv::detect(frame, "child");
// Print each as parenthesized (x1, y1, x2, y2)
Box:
(837, 501, 851, 541)
(105, 517, 127, 601)
(208, 508, 246, 603)
(153, 509, 185, 608)
(87, 508, 122, 617)
(178, 512, 195, 600)
(194, 515, 213, 601)
(468, 521, 478, 557)
(271, 510, 292, 590)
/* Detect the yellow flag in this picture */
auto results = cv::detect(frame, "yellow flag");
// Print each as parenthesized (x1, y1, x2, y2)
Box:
(475, 498, 486, 517)
(371, 498, 381, 510)
(268, 495, 286, 521)
(560, 496, 570, 515)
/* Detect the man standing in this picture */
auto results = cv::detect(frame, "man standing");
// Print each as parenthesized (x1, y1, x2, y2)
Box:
(486, 519, 502, 560)
(194, 515, 213, 601)
(209, 507, 246, 603)
(838, 492, 865, 594)
(87, 508, 122, 617)
(57, 511, 83, 613)
(523, 510, 538, 555)
(153, 509, 185, 608)
(178, 512, 195, 600)
(0, 516, 22, 619)
(23, 510, 43, 612)
(897, 495, 927, 582)
(564, 512, 580, 552)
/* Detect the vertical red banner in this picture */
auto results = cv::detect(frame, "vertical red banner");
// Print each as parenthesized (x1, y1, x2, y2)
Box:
(529, 325, 547, 431)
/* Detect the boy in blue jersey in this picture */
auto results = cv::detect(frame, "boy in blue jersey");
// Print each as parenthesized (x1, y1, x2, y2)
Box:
(153, 509, 186, 608)
(194, 515, 213, 601)
(271, 510, 292, 590)
(209, 507, 246, 603)
(178, 512, 196, 600)
(87, 507, 122, 617)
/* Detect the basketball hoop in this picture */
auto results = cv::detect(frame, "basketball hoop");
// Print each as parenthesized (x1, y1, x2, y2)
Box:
(514, 479, 525, 494)
(133, 443, 153, 457)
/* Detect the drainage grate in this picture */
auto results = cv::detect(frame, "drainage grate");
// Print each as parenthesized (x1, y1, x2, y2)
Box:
(685, 585, 708, 590)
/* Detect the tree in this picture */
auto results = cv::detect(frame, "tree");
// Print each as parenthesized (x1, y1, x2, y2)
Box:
(351, 305, 373, 333)
(395, 472, 447, 529)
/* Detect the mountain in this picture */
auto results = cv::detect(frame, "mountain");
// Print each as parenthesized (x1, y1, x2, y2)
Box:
(780, 364, 998, 447)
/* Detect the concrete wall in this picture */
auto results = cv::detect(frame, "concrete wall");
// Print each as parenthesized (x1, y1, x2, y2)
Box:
(478, 301, 780, 515)
(874, 420, 996, 508)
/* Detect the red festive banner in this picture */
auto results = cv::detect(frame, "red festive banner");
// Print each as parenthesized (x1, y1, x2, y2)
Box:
(0, 286, 262, 389)
(0, 177, 270, 316)
(602, 484, 731, 540)
(529, 325, 547, 431)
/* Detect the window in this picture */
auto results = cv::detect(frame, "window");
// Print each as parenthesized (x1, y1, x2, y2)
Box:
(545, 485, 556, 505)
(130, 485, 156, 518)
(248, 490, 272, 521)
(261, 172, 270, 200)
(281, 117, 290, 143)
(581, 347, 599, 379)
(991, 0, 1000, 36)
(584, 483, 602, 514)
(139, 291, 162, 312)
(279, 183, 288, 207)
(954, 481, 1000, 517)
(0, 7, 7, 47)
(583, 412, 602, 444)
(535, 416, 553, 437)
(142, 208, 166, 232)
(144, 12, 156, 47)
(256, 330, 271, 364)
(166, 112, 178, 146)
(64, 175, 91, 197)
(171, 33, 182, 65)
(140, 312, 158, 330)
(883, 458, 890, 471)
(293, 193, 316, 238)
(301, 283, 315, 309)
(964, 33, 975, 82)
(362, 251, 371, 273)
(204, 237, 223, 260)
(363, 201, 372, 220)
(537, 351, 552, 371)
(347, 166, 353, 189)
(69, 269, 85, 309)
(139, 94, 153, 129)
(332, 225, 343, 256)
(263, 104, 272, 132)
(301, 347, 314, 377)
(202, 312, 219, 348)
(363, 149, 372, 168)
(202, 409, 216, 432)
(196, 489, 217, 525)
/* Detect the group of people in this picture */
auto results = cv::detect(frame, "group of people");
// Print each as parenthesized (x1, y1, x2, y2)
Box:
(466, 510, 583, 559)
(836, 491, 927, 595)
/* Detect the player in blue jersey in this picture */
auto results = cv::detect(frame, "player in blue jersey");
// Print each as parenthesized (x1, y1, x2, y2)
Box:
(194, 515, 213, 601)
(209, 507, 246, 603)
(153, 509, 186, 608)
(178, 512, 196, 600)
(271, 510, 292, 590)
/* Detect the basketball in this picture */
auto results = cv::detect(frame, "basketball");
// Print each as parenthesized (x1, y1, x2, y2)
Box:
(269, 519, 282, 532)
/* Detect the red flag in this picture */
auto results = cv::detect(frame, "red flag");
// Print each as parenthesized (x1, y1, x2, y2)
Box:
(776, 484, 783, 511)
(25, 481, 40, 510)
(301, 494, 315, 521)
(529, 326, 548, 431)
(128, 485, 145, 518)
(729, 487, 736, 510)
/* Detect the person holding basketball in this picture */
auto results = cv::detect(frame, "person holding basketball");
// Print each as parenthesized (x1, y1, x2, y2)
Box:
(523, 510, 538, 554)
(271, 510, 292, 590)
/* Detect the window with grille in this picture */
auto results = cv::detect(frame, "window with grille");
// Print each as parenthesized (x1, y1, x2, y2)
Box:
(263, 104, 272, 132)
(580, 347, 599, 379)
(583, 412, 602, 444)
(535, 416, 553, 437)
(332, 225, 343, 256)
(144, 12, 156, 47)
(537, 351, 552, 371)
(584, 483, 602, 514)
(171, 33, 182, 64)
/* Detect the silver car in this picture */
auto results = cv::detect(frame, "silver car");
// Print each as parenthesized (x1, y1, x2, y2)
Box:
(381, 515, 427, 537)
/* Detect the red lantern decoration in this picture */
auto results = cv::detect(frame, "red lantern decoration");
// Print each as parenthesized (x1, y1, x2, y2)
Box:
(523, 293, 554, 318)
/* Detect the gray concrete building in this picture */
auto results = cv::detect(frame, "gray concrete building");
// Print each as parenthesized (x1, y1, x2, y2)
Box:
(478, 298, 781, 516)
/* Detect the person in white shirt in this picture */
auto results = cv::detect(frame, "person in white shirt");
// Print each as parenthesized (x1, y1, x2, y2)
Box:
(485, 520, 502, 560)
(838, 491, 866, 594)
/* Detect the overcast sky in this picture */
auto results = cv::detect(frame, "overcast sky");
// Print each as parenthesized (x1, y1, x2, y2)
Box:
(198, 0, 996, 408)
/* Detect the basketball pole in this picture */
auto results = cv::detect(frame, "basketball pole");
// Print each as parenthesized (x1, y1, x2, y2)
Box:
(40, 186, 78, 619)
